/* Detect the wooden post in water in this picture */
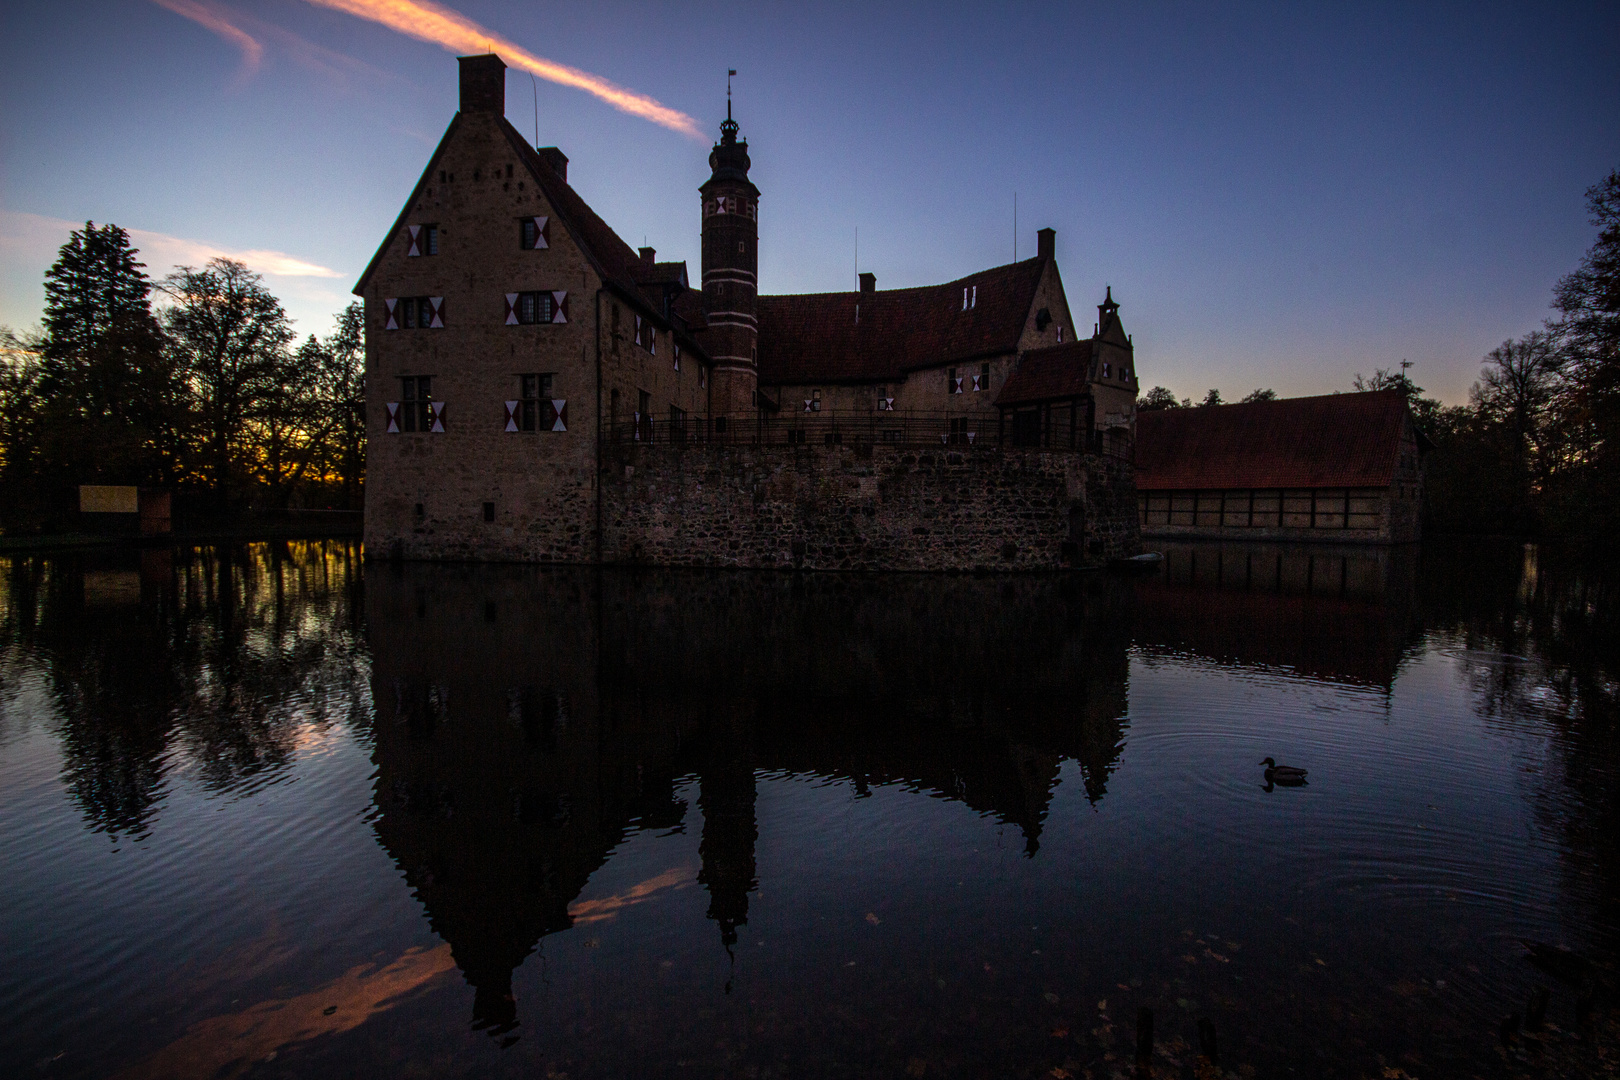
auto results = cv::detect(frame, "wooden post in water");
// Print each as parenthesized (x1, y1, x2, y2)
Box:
(1135, 1006, 1154, 1077)
(1525, 986, 1550, 1032)
(1197, 1016, 1219, 1066)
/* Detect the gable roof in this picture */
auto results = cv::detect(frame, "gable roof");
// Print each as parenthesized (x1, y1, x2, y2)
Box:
(354, 113, 710, 358)
(1135, 391, 1417, 491)
(995, 341, 1095, 406)
(756, 257, 1048, 385)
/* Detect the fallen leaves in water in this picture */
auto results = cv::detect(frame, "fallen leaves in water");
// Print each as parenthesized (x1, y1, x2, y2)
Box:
(865, 912, 881, 925)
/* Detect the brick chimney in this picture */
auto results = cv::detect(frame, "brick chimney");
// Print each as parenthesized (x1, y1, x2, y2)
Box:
(859, 272, 875, 295)
(537, 147, 568, 181)
(459, 54, 506, 114)
(640, 247, 656, 267)
(1037, 227, 1055, 260)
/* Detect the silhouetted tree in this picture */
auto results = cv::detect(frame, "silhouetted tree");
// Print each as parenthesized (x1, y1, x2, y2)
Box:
(1241, 387, 1277, 402)
(1136, 386, 1182, 410)
(290, 303, 366, 507)
(161, 259, 295, 501)
(1549, 167, 1620, 542)
(0, 327, 44, 494)
(1199, 388, 1224, 407)
(34, 223, 185, 491)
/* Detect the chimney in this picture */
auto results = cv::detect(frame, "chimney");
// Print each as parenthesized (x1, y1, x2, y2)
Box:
(537, 146, 568, 181)
(639, 247, 656, 267)
(458, 54, 506, 114)
(1037, 227, 1055, 260)
(859, 272, 875, 295)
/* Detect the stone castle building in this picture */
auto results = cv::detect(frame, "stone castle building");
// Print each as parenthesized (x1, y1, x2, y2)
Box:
(358, 55, 1139, 568)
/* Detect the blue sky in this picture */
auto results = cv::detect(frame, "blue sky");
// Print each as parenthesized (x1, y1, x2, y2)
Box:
(2, 0, 1615, 404)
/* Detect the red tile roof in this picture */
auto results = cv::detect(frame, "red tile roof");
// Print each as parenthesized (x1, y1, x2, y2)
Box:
(1135, 391, 1414, 491)
(756, 258, 1047, 384)
(995, 341, 1095, 406)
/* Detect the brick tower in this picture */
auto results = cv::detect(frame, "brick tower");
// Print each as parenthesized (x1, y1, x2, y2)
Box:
(700, 91, 760, 416)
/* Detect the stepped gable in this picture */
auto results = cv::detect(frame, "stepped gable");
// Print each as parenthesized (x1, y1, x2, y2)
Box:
(1136, 390, 1416, 491)
(995, 340, 1096, 406)
(756, 257, 1047, 384)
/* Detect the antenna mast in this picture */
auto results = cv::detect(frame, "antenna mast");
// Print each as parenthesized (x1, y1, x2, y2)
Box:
(1013, 193, 1018, 262)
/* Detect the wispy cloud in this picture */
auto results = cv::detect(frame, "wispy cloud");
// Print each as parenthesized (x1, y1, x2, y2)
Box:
(300, 0, 704, 139)
(150, 0, 264, 84)
(0, 212, 343, 280)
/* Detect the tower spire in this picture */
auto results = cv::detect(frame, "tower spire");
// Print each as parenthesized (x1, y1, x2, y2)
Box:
(702, 70, 759, 416)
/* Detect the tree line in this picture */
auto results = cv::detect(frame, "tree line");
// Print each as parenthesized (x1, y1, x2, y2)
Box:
(0, 222, 364, 530)
(1137, 167, 1620, 546)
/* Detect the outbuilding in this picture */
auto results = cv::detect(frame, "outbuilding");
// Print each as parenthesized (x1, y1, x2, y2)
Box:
(1135, 390, 1429, 543)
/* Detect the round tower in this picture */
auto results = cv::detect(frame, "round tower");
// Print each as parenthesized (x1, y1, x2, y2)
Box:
(700, 97, 760, 416)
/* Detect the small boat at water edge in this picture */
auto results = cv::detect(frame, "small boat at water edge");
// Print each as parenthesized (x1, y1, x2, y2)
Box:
(1109, 551, 1164, 572)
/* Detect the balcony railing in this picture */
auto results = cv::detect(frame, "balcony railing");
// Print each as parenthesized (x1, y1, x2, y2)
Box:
(603, 409, 1133, 460)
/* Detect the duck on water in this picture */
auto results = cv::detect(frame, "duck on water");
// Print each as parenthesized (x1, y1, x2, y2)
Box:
(1261, 757, 1308, 788)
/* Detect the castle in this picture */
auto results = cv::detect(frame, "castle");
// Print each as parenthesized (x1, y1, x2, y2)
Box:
(358, 55, 1139, 569)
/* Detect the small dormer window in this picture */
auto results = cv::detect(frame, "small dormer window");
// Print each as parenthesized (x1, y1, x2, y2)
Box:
(961, 285, 977, 311)
(1035, 307, 1051, 331)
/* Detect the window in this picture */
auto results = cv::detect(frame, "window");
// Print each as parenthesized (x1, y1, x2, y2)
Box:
(635, 389, 652, 441)
(506, 291, 567, 325)
(385, 296, 443, 330)
(1103, 363, 1112, 379)
(948, 417, 970, 445)
(673, 342, 681, 372)
(1057, 325, 1064, 342)
(406, 224, 438, 257)
(947, 367, 963, 394)
(516, 374, 554, 431)
(669, 404, 687, 443)
(399, 376, 433, 432)
(962, 285, 978, 311)
(973, 363, 990, 392)
(634, 315, 656, 353)
(808, 389, 821, 412)
(519, 216, 549, 250)
(483, 501, 495, 522)
(700, 366, 707, 389)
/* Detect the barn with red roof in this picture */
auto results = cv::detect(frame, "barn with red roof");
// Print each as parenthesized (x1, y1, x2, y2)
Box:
(1135, 391, 1430, 543)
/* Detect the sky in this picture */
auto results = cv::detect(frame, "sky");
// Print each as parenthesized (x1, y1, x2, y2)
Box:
(1, 1, 1616, 405)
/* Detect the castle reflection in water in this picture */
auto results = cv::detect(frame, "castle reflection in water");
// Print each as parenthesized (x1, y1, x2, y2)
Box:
(2, 538, 1429, 1036)
(363, 541, 1419, 1030)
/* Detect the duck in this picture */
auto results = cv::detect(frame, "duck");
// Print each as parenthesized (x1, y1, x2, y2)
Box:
(1260, 757, 1308, 784)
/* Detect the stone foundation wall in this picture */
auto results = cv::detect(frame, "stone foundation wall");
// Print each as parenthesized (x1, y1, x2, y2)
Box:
(600, 442, 1137, 571)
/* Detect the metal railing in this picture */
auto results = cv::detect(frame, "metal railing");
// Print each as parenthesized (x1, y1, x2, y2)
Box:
(603, 409, 1133, 460)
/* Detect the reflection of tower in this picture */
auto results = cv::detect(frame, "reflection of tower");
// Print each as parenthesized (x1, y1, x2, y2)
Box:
(696, 720, 757, 954)
(700, 79, 760, 416)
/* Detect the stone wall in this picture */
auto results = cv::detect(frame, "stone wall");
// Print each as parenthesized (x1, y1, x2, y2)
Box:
(599, 442, 1138, 571)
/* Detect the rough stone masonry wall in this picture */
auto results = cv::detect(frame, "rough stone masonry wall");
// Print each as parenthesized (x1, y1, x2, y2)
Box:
(600, 442, 1138, 571)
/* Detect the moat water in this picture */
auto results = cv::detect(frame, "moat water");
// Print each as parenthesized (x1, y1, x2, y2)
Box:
(0, 540, 1614, 1079)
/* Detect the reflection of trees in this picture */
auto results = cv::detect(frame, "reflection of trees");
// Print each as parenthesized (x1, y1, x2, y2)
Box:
(0, 541, 368, 838)
(1417, 541, 1620, 950)
(365, 566, 1135, 1033)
